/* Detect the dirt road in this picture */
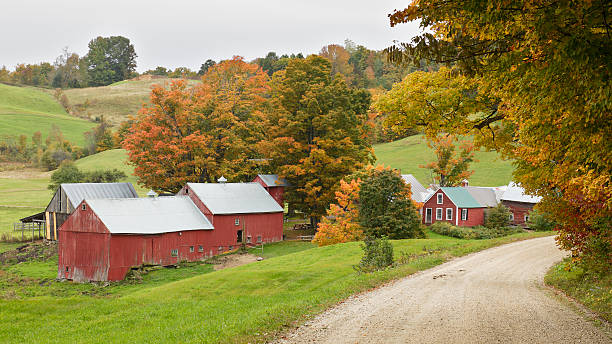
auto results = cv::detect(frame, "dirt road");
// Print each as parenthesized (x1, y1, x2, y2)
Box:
(275, 236, 610, 344)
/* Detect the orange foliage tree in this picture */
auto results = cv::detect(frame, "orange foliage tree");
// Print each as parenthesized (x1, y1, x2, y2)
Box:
(123, 57, 270, 193)
(313, 178, 363, 246)
(420, 135, 475, 187)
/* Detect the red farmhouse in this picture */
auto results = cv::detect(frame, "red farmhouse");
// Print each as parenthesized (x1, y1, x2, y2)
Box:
(178, 181, 284, 246)
(500, 182, 542, 226)
(422, 187, 486, 227)
(252, 174, 289, 206)
(58, 197, 214, 282)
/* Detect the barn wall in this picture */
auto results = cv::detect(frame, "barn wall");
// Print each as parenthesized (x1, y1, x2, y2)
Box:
(458, 208, 485, 227)
(214, 212, 284, 246)
(252, 176, 286, 206)
(178, 185, 213, 221)
(502, 200, 534, 226)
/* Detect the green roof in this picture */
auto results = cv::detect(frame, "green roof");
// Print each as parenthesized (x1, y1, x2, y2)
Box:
(440, 187, 483, 208)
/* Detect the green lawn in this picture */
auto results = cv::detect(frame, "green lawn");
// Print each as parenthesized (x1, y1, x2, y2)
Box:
(374, 135, 515, 187)
(0, 231, 551, 344)
(0, 83, 96, 146)
(74, 148, 146, 195)
(545, 258, 611, 323)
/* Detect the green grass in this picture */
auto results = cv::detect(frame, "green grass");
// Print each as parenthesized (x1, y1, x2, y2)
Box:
(74, 148, 146, 195)
(545, 258, 611, 323)
(0, 231, 551, 344)
(374, 135, 515, 186)
(0, 83, 96, 146)
(62, 78, 200, 126)
(248, 241, 315, 259)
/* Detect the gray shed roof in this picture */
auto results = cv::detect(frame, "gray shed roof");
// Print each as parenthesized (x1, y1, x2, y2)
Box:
(86, 196, 213, 234)
(61, 183, 138, 209)
(187, 182, 284, 215)
(464, 187, 499, 207)
(256, 174, 290, 187)
(401, 174, 428, 203)
(501, 182, 542, 203)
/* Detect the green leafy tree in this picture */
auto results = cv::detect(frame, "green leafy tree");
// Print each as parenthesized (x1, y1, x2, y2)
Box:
(85, 36, 137, 86)
(527, 209, 557, 232)
(48, 161, 84, 191)
(358, 167, 423, 239)
(485, 204, 511, 229)
(198, 59, 216, 75)
(259, 55, 374, 226)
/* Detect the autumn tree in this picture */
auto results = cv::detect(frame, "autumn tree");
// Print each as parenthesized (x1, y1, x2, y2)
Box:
(385, 0, 611, 271)
(123, 57, 270, 193)
(420, 135, 475, 187)
(313, 178, 363, 246)
(260, 55, 374, 226)
(319, 44, 354, 84)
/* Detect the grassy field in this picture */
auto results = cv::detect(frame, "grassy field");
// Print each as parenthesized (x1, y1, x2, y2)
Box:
(545, 258, 611, 323)
(374, 135, 514, 187)
(0, 231, 552, 344)
(62, 77, 200, 126)
(0, 84, 95, 146)
(0, 149, 142, 236)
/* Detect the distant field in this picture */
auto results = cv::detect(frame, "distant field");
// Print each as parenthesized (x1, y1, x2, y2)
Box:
(62, 77, 201, 126)
(374, 135, 514, 187)
(0, 83, 95, 146)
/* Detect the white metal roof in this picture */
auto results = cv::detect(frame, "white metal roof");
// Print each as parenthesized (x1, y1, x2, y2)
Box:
(500, 182, 542, 203)
(86, 196, 214, 234)
(401, 174, 428, 203)
(187, 182, 284, 215)
(256, 174, 290, 187)
(62, 183, 138, 209)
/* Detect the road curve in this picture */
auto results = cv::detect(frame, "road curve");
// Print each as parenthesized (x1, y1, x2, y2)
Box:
(275, 236, 610, 344)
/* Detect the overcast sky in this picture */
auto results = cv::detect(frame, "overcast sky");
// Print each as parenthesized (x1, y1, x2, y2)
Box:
(1, 0, 421, 72)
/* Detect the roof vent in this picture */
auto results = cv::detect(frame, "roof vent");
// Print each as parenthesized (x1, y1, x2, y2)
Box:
(147, 190, 158, 198)
(461, 179, 469, 187)
(218, 176, 227, 183)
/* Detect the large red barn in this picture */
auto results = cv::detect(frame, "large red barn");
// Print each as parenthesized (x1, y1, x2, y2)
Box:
(422, 187, 486, 227)
(58, 197, 214, 282)
(177, 181, 284, 246)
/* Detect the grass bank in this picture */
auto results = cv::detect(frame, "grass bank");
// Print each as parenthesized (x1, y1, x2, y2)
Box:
(0, 231, 551, 344)
(545, 258, 611, 323)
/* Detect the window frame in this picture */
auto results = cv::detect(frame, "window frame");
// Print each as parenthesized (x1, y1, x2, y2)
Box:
(234, 218, 240, 226)
(435, 208, 443, 220)
(81, 203, 87, 211)
(509, 213, 514, 221)
(436, 193, 443, 204)
(446, 208, 453, 221)
(198, 245, 204, 252)
(171, 249, 178, 257)
(189, 246, 194, 253)
(461, 209, 468, 221)
(257, 235, 262, 243)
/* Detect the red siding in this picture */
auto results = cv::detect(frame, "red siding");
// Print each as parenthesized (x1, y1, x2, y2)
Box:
(502, 200, 534, 226)
(253, 176, 285, 206)
(421, 189, 486, 227)
(457, 208, 485, 227)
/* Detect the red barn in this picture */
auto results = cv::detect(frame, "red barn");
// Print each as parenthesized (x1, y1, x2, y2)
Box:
(58, 197, 214, 282)
(252, 174, 289, 206)
(500, 182, 541, 226)
(178, 181, 284, 246)
(422, 187, 486, 227)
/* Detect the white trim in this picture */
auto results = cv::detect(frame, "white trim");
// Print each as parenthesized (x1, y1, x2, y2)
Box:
(446, 208, 453, 220)
(509, 213, 514, 221)
(456, 205, 459, 225)
(435, 208, 443, 220)
(437, 193, 444, 204)
(461, 209, 468, 221)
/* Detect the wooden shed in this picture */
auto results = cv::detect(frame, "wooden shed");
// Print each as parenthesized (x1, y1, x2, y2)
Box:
(57, 196, 214, 282)
(44, 183, 138, 241)
(178, 181, 284, 247)
(252, 174, 289, 206)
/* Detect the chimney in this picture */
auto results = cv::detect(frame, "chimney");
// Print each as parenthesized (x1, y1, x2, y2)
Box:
(461, 179, 469, 187)
(218, 176, 227, 183)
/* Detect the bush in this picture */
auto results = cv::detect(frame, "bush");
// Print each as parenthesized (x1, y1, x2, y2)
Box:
(526, 209, 556, 231)
(430, 221, 522, 240)
(354, 237, 394, 273)
(485, 204, 512, 229)
(48, 161, 127, 191)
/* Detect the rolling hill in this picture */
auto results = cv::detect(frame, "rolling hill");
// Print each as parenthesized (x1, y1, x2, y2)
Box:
(374, 135, 514, 187)
(0, 83, 95, 146)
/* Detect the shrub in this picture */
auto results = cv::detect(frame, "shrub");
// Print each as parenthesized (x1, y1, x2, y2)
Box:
(48, 162, 127, 191)
(526, 209, 556, 231)
(485, 204, 512, 229)
(430, 221, 522, 240)
(354, 237, 394, 273)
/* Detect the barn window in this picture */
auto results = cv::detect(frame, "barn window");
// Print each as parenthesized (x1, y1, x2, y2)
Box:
(446, 208, 453, 220)
(65, 266, 69, 272)
(189, 246, 194, 253)
(437, 193, 443, 204)
(524, 215, 529, 223)
(235, 218, 240, 226)
(509, 213, 514, 221)
(171, 249, 178, 257)
(247, 235, 252, 243)
(257, 235, 262, 243)
(198, 245, 204, 252)
(435, 208, 443, 220)
(461, 209, 468, 221)
(218, 246, 223, 252)
(81, 204, 87, 211)
(185, 188, 189, 194)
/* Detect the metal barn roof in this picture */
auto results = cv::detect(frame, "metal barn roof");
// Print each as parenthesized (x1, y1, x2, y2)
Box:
(464, 187, 499, 207)
(256, 174, 290, 187)
(401, 174, 428, 203)
(500, 182, 542, 204)
(187, 182, 284, 214)
(425, 187, 484, 208)
(61, 183, 138, 209)
(86, 197, 214, 234)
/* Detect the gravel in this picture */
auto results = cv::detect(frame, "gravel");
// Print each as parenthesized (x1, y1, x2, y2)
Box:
(274, 236, 611, 344)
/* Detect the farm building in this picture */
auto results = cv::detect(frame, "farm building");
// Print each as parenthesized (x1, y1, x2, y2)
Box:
(422, 187, 486, 227)
(401, 174, 431, 204)
(44, 183, 138, 241)
(252, 174, 289, 206)
(57, 196, 214, 282)
(178, 181, 284, 246)
(500, 182, 542, 226)
(463, 186, 500, 208)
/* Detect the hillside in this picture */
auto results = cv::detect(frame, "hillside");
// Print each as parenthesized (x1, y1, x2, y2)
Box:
(0, 83, 95, 146)
(61, 77, 201, 126)
(374, 135, 514, 187)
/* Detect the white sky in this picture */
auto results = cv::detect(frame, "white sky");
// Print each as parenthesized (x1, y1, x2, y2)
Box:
(0, 0, 421, 72)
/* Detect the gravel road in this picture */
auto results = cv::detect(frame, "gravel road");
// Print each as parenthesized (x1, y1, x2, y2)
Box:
(275, 236, 610, 344)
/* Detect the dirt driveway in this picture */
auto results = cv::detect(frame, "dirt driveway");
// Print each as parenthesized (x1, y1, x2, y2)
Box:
(275, 236, 610, 344)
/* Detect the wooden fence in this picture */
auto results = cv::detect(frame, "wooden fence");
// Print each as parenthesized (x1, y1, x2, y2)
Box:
(11, 221, 45, 242)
